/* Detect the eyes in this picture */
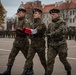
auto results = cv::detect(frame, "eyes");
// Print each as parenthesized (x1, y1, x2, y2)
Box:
(34, 12, 38, 15)
(51, 14, 55, 16)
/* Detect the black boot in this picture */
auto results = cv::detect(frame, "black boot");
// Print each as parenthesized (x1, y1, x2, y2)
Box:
(44, 72, 51, 75)
(67, 71, 71, 75)
(0, 65, 12, 75)
(27, 67, 34, 75)
(44, 70, 51, 75)
(21, 69, 28, 75)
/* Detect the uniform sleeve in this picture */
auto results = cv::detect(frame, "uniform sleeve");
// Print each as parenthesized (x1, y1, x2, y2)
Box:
(51, 22, 67, 36)
(47, 23, 51, 34)
(36, 23, 46, 34)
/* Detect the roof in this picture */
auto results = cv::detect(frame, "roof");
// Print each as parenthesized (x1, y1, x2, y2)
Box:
(19, 0, 76, 14)
(55, 0, 76, 10)
(42, 4, 55, 13)
(42, 0, 76, 13)
(23, 2, 42, 14)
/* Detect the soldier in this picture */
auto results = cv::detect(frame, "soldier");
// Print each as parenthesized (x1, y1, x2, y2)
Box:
(46, 9, 71, 75)
(0, 5, 33, 75)
(23, 8, 47, 75)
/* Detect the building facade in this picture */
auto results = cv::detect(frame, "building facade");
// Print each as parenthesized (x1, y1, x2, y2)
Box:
(42, 0, 76, 27)
(55, 0, 76, 27)
(18, 0, 76, 27)
(0, 0, 7, 30)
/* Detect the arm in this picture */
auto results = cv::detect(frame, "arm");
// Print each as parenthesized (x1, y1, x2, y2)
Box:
(50, 22, 67, 37)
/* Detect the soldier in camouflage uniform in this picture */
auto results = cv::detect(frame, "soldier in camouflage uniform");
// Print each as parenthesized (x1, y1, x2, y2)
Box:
(24, 8, 47, 75)
(0, 6, 33, 75)
(46, 9, 71, 75)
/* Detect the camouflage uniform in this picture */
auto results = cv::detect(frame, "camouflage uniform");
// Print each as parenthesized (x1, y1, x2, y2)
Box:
(24, 18, 47, 72)
(47, 17, 71, 75)
(7, 17, 32, 67)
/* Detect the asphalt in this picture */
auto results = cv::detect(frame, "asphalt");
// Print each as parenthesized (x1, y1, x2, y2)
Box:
(0, 38, 76, 75)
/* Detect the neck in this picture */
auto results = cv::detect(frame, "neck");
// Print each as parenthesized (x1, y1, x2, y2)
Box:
(34, 18, 41, 23)
(52, 17, 60, 22)
(18, 16, 25, 21)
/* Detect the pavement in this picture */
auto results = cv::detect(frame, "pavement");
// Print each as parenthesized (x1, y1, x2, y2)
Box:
(0, 38, 76, 75)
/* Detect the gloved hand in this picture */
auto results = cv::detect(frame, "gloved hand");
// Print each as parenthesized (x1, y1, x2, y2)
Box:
(30, 29, 37, 34)
(16, 28, 26, 37)
(17, 28, 32, 35)
(24, 28, 31, 35)
(16, 28, 23, 33)
(17, 28, 37, 35)
(24, 28, 37, 35)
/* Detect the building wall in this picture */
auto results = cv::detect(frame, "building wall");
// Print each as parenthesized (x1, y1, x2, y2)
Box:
(42, 13, 51, 27)
(42, 8, 76, 27)
(61, 9, 76, 27)
(3, 12, 7, 30)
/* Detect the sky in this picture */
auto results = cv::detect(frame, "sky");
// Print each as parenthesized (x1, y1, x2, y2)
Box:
(1, 0, 65, 18)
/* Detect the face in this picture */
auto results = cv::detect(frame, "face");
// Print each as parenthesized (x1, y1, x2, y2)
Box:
(17, 11, 25, 18)
(51, 13, 60, 20)
(34, 12, 41, 19)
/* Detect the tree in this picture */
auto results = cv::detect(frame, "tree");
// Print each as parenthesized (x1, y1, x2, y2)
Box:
(0, 0, 5, 29)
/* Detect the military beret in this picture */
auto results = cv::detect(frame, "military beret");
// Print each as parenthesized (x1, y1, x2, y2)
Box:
(33, 8, 42, 14)
(49, 8, 60, 14)
(17, 9, 26, 13)
(17, 5, 26, 13)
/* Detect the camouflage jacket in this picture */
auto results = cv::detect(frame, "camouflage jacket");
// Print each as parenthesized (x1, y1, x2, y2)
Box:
(47, 17, 67, 46)
(15, 17, 30, 29)
(13, 17, 30, 48)
(15, 17, 31, 37)
(30, 18, 46, 47)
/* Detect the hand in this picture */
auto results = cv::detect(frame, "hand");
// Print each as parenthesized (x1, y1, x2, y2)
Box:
(24, 28, 31, 35)
(31, 29, 37, 34)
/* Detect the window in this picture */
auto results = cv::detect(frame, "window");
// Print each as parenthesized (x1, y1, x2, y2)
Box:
(73, 18, 75, 23)
(70, 11, 72, 15)
(73, 10, 75, 15)
(70, 18, 72, 23)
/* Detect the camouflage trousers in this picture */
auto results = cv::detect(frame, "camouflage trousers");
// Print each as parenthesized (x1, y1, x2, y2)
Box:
(7, 37, 33, 68)
(47, 43, 71, 74)
(24, 46, 47, 71)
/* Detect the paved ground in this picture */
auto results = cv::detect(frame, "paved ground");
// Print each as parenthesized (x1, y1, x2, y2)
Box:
(0, 38, 76, 75)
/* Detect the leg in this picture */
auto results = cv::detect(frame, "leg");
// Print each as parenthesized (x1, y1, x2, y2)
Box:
(21, 47, 35, 75)
(58, 44, 71, 75)
(37, 47, 47, 72)
(47, 46, 57, 75)
(0, 46, 19, 75)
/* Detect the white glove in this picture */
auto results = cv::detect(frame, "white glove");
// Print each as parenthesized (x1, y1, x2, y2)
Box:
(31, 29, 37, 34)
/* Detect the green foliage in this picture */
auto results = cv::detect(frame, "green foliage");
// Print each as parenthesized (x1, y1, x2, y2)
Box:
(0, 1, 5, 29)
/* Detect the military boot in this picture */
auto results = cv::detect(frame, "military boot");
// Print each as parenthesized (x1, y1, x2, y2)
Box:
(21, 69, 28, 75)
(0, 65, 12, 75)
(27, 67, 34, 75)
(44, 70, 51, 75)
(67, 71, 71, 75)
